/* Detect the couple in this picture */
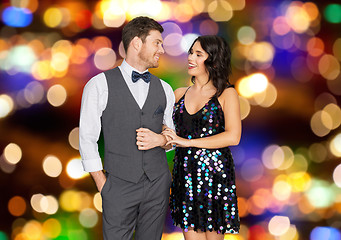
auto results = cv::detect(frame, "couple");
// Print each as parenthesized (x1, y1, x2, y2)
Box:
(79, 16, 241, 240)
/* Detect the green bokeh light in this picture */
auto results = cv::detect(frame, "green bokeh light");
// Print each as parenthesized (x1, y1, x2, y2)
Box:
(0, 232, 8, 240)
(324, 4, 341, 23)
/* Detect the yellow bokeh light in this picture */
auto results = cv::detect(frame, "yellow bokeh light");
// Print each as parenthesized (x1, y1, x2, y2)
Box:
(228, 0, 245, 11)
(154, 2, 172, 22)
(68, 127, 80, 150)
(287, 172, 311, 192)
(238, 96, 250, 120)
(44, 8, 63, 28)
(318, 54, 340, 80)
(310, 110, 331, 137)
(273, 180, 292, 201)
(31, 60, 53, 80)
(3, 143, 22, 165)
(173, 3, 194, 23)
(51, 52, 69, 72)
(208, 0, 233, 22)
(278, 225, 299, 240)
(22, 220, 43, 240)
(257, 82, 277, 107)
(41, 195, 59, 215)
(66, 158, 88, 179)
(59, 190, 81, 212)
(103, 8, 126, 28)
(333, 38, 341, 61)
(71, 44, 89, 64)
(285, 4, 310, 33)
(0, 94, 14, 118)
(190, 0, 205, 14)
(47, 84, 67, 107)
(93, 192, 102, 212)
(237, 73, 269, 99)
(277, 146, 295, 170)
(329, 133, 341, 157)
(43, 155, 62, 178)
(286, 154, 308, 173)
(59, 190, 92, 212)
(42, 218, 61, 239)
(248, 42, 275, 63)
(323, 103, 341, 130)
(52, 40, 73, 57)
(302, 2, 319, 22)
(237, 26, 256, 45)
(268, 215, 290, 236)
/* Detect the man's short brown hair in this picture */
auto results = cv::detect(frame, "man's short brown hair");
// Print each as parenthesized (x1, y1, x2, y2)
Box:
(122, 16, 163, 52)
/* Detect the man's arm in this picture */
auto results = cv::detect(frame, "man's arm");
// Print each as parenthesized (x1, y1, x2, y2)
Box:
(90, 171, 106, 192)
(79, 73, 107, 191)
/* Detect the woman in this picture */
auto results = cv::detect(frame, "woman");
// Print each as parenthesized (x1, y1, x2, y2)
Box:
(163, 35, 241, 240)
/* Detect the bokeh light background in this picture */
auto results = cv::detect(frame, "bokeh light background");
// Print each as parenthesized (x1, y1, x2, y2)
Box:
(0, 0, 341, 239)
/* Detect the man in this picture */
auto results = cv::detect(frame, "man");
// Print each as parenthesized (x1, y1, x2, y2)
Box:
(79, 16, 175, 240)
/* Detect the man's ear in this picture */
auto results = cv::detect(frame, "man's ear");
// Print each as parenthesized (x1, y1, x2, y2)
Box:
(131, 36, 142, 52)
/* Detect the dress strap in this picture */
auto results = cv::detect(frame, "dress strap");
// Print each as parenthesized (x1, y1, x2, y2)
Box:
(178, 86, 191, 102)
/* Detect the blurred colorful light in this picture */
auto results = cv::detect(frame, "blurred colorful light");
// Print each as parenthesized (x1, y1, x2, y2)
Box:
(94, 47, 116, 70)
(79, 208, 98, 228)
(42, 218, 61, 239)
(43, 155, 63, 178)
(0, 95, 14, 118)
(8, 196, 26, 217)
(3, 143, 22, 165)
(2, 7, 33, 27)
(47, 84, 67, 107)
(268, 216, 290, 236)
(66, 158, 88, 179)
(330, 133, 341, 158)
(324, 4, 341, 24)
(310, 227, 341, 240)
(306, 180, 335, 208)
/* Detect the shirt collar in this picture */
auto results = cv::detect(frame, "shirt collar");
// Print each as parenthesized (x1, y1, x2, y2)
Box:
(120, 59, 149, 78)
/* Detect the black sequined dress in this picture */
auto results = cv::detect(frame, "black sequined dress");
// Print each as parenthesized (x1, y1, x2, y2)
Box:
(170, 89, 240, 234)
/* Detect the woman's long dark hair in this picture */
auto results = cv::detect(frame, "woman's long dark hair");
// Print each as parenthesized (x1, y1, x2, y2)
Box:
(189, 35, 232, 97)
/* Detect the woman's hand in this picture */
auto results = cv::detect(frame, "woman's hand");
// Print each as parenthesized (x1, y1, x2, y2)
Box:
(162, 128, 191, 148)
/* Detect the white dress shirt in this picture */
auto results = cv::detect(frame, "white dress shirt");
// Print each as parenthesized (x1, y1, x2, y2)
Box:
(79, 60, 175, 172)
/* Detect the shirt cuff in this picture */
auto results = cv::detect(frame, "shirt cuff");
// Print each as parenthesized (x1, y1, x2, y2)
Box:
(82, 158, 103, 172)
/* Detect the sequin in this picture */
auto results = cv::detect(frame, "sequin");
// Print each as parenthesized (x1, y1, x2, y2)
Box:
(170, 93, 240, 234)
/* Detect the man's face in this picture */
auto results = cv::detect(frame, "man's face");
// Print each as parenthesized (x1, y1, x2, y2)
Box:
(138, 30, 164, 69)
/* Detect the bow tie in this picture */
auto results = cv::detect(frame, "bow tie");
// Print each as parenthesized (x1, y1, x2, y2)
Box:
(132, 71, 151, 83)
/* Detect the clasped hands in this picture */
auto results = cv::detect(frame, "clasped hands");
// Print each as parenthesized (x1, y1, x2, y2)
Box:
(136, 127, 190, 150)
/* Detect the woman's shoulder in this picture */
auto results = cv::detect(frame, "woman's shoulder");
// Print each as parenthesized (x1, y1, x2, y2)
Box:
(218, 86, 239, 105)
(174, 87, 190, 102)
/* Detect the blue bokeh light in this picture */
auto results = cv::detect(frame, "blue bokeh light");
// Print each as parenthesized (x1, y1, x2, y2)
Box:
(2, 7, 33, 27)
(310, 227, 341, 240)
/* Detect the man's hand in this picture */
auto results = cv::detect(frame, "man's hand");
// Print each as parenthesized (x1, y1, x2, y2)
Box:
(136, 128, 166, 150)
(90, 171, 107, 192)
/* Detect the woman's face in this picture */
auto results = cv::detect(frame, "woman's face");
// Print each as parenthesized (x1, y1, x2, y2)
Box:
(187, 40, 209, 78)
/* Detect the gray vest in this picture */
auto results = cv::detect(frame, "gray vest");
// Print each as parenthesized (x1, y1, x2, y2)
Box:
(102, 67, 168, 183)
